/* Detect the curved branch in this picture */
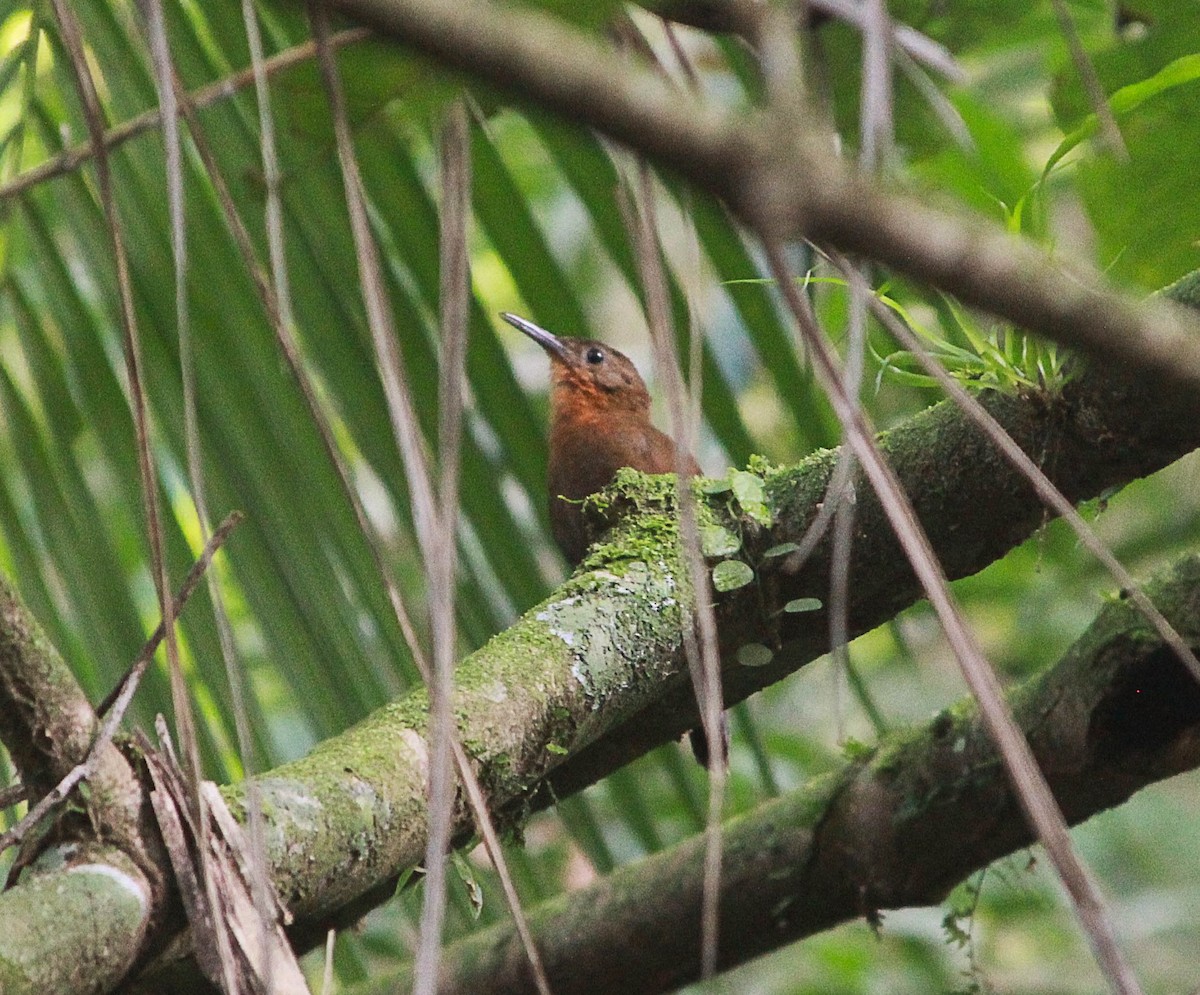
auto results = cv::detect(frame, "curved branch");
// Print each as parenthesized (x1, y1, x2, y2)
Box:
(0, 574, 142, 841)
(223, 296, 1200, 943)
(314, 0, 1200, 394)
(0, 845, 153, 995)
(415, 554, 1200, 995)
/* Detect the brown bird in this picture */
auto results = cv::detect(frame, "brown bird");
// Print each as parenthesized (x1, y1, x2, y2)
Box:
(501, 312, 700, 565)
(502, 312, 725, 766)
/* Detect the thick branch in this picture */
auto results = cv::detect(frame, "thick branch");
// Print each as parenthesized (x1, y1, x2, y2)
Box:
(417, 554, 1200, 995)
(15, 290, 1198, 989)
(0, 266, 1172, 990)
(0, 574, 142, 832)
(0, 844, 153, 995)
(540, 345, 1200, 802)
(213, 325, 1200, 946)
(313, 0, 1200, 394)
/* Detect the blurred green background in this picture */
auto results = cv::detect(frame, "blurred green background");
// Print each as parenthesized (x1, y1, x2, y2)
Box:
(0, 0, 1197, 991)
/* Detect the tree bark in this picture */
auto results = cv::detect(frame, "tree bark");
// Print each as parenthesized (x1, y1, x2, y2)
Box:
(313, 0, 1200, 395)
(218, 313, 1200, 942)
(3, 293, 1198, 991)
(0, 574, 140, 816)
(0, 845, 153, 995)
(400, 555, 1200, 995)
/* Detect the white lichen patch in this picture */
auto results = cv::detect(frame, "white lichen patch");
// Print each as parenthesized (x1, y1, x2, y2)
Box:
(399, 729, 429, 781)
(570, 660, 598, 705)
(68, 863, 149, 916)
(538, 594, 582, 647)
(535, 559, 682, 717)
(254, 778, 325, 839)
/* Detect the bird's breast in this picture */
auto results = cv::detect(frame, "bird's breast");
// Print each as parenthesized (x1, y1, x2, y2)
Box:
(547, 415, 692, 501)
(545, 412, 698, 565)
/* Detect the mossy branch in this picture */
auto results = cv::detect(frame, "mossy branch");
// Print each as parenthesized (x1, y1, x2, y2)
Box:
(7, 327, 1199, 989)
(539, 344, 1200, 804)
(217, 309, 1200, 947)
(7, 258, 1200, 987)
(0, 578, 156, 994)
(405, 555, 1200, 995)
(0, 575, 146, 860)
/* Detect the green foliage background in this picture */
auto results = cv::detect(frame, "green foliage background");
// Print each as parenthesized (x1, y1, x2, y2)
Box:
(0, 0, 1197, 991)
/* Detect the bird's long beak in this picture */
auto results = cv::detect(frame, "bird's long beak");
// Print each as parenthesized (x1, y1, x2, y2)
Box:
(500, 312, 570, 363)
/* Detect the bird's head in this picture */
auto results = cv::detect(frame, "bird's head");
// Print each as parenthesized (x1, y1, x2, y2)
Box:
(501, 312, 651, 416)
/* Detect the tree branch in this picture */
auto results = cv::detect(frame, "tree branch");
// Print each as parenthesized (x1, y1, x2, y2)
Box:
(5, 262, 1194, 990)
(0, 577, 157, 994)
(416, 553, 1200, 995)
(538, 346, 1200, 804)
(313, 0, 1200, 394)
(0, 845, 154, 995)
(220, 294, 1200, 943)
(0, 573, 142, 841)
(12, 285, 1200, 988)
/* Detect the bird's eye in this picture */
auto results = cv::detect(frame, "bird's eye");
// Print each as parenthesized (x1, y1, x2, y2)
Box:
(586, 347, 605, 365)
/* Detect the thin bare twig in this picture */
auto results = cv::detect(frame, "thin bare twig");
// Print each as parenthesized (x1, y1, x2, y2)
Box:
(243, 0, 297, 337)
(829, 252, 1200, 686)
(825, 286, 870, 741)
(0, 511, 242, 857)
(826, 0, 895, 738)
(413, 99, 470, 995)
(1050, 0, 1127, 161)
(656, 0, 964, 83)
(140, 0, 252, 780)
(0, 28, 371, 204)
(762, 239, 1142, 995)
(810, 0, 963, 82)
(308, 29, 437, 548)
(620, 161, 726, 980)
(859, 0, 893, 170)
(47, 0, 199, 794)
(141, 1, 278, 983)
(98, 510, 246, 718)
(661, 21, 702, 93)
(308, 11, 551, 992)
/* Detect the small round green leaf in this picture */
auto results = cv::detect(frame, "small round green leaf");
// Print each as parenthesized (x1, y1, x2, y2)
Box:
(737, 643, 774, 667)
(731, 470, 773, 527)
(763, 542, 800, 559)
(712, 559, 754, 592)
(700, 477, 733, 495)
(784, 597, 823, 613)
(731, 469, 766, 504)
(701, 524, 742, 557)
